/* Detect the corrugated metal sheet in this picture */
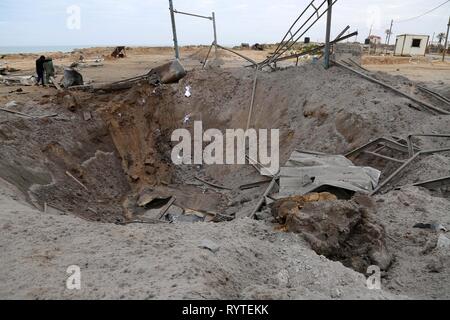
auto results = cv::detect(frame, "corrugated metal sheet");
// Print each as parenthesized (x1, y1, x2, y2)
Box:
(278, 151, 380, 197)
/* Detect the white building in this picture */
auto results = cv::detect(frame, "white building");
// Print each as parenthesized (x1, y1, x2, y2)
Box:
(394, 34, 429, 56)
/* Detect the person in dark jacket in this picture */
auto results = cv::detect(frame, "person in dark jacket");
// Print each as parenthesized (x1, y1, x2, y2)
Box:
(35, 56, 45, 86)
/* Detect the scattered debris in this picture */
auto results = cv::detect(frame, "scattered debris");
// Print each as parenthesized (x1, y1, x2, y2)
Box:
(278, 151, 380, 198)
(251, 43, 265, 51)
(437, 234, 450, 249)
(83, 111, 92, 121)
(65, 171, 88, 191)
(199, 239, 220, 253)
(158, 196, 176, 220)
(185, 85, 192, 97)
(333, 60, 450, 115)
(63, 68, 84, 88)
(111, 46, 126, 58)
(0, 75, 36, 86)
(414, 223, 448, 233)
(239, 179, 272, 190)
(195, 176, 232, 191)
(5, 101, 17, 108)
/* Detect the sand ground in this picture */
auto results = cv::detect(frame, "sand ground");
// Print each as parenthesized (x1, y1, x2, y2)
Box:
(1, 46, 450, 300)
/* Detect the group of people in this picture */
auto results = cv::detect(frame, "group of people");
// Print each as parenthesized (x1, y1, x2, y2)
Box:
(35, 55, 55, 86)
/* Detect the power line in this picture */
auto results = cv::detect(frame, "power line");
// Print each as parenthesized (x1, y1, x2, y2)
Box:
(396, 0, 450, 23)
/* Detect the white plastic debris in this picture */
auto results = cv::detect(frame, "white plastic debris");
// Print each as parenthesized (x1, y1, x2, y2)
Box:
(5, 101, 17, 108)
(185, 85, 192, 97)
(183, 113, 191, 125)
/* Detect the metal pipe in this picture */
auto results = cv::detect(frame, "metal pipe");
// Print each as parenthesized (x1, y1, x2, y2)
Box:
(371, 147, 450, 195)
(324, 0, 333, 69)
(246, 67, 260, 131)
(345, 137, 411, 158)
(216, 44, 258, 66)
(173, 9, 212, 20)
(417, 85, 450, 106)
(264, 0, 329, 66)
(334, 25, 350, 42)
(265, 0, 338, 67)
(269, 0, 316, 59)
(272, 31, 357, 63)
(407, 134, 450, 157)
(414, 176, 450, 189)
(249, 178, 278, 219)
(202, 42, 214, 69)
(333, 60, 450, 115)
(363, 151, 405, 164)
(212, 12, 218, 54)
(168, 0, 180, 59)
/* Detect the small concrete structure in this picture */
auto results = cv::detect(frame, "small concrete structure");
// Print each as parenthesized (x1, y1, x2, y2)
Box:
(395, 34, 429, 56)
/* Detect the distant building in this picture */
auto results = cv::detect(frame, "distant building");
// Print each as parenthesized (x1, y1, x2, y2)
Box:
(368, 35, 382, 45)
(394, 34, 429, 56)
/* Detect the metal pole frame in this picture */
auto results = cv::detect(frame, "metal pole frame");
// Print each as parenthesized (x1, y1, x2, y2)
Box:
(168, 0, 180, 59)
(324, 0, 333, 69)
(168, 1, 218, 59)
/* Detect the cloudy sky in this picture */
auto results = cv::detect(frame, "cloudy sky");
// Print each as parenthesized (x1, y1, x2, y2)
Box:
(0, 0, 449, 47)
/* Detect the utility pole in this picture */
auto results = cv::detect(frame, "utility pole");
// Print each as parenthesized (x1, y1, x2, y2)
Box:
(385, 19, 393, 54)
(324, 0, 333, 69)
(168, 0, 180, 59)
(386, 19, 393, 45)
(443, 16, 450, 62)
(212, 12, 218, 55)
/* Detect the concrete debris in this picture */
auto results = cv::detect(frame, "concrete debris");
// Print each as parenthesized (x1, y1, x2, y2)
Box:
(278, 151, 380, 198)
(199, 239, 220, 253)
(0, 75, 36, 86)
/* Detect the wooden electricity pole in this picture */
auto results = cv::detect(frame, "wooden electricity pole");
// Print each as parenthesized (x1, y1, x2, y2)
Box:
(443, 16, 450, 62)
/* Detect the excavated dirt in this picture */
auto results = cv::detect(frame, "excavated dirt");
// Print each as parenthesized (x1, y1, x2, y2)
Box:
(1, 62, 450, 299)
(271, 193, 392, 273)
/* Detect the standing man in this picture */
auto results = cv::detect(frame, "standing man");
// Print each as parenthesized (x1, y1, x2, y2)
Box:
(35, 56, 45, 86)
